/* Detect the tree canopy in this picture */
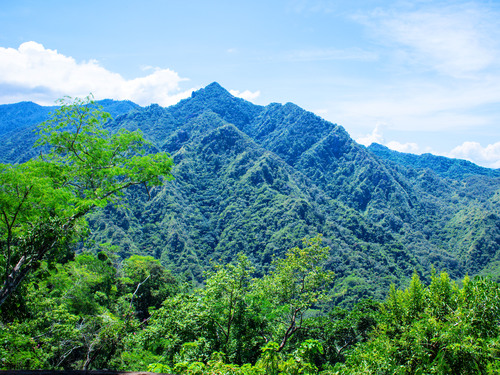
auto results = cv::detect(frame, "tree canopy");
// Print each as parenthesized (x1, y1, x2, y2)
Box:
(0, 95, 174, 306)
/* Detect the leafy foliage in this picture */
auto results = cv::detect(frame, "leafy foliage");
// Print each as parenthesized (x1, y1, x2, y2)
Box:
(131, 235, 332, 367)
(3, 247, 498, 374)
(255, 236, 334, 351)
(335, 272, 500, 374)
(0, 95, 173, 307)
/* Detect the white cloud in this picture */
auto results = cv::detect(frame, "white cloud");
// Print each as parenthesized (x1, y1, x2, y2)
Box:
(448, 141, 500, 169)
(356, 124, 384, 146)
(229, 89, 261, 102)
(357, 125, 420, 154)
(356, 123, 421, 152)
(0, 41, 193, 106)
(356, 123, 384, 146)
(385, 141, 419, 154)
(357, 124, 500, 168)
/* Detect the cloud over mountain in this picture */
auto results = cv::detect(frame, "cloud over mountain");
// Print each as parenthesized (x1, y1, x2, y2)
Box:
(0, 42, 194, 106)
(449, 141, 500, 169)
(229, 89, 261, 102)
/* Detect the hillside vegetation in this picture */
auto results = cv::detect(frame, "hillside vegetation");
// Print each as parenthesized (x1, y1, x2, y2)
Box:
(0, 83, 499, 372)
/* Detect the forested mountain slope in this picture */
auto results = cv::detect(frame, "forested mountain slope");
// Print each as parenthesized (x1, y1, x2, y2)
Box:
(0, 101, 56, 136)
(1, 82, 499, 303)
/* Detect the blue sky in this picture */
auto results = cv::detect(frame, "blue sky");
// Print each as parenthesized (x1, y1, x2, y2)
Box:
(1, 0, 500, 168)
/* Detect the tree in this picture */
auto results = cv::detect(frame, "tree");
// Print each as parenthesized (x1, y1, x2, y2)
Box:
(132, 255, 263, 366)
(0, 252, 136, 370)
(201, 254, 263, 364)
(119, 255, 178, 321)
(255, 235, 335, 352)
(336, 272, 500, 374)
(0, 95, 174, 306)
(130, 236, 334, 370)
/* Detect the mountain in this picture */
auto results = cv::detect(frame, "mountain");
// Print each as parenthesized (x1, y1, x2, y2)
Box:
(0, 101, 56, 137)
(0, 99, 141, 164)
(0, 99, 140, 136)
(1, 82, 499, 304)
(367, 142, 500, 179)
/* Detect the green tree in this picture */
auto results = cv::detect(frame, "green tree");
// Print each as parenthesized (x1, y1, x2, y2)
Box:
(201, 254, 264, 364)
(130, 236, 334, 370)
(336, 272, 500, 374)
(0, 95, 174, 307)
(0, 253, 133, 370)
(254, 235, 334, 352)
(130, 293, 207, 365)
(119, 255, 178, 320)
(296, 299, 380, 368)
(131, 255, 262, 366)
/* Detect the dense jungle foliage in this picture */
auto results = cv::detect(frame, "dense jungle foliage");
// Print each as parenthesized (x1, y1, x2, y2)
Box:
(1, 84, 500, 372)
(1, 248, 499, 373)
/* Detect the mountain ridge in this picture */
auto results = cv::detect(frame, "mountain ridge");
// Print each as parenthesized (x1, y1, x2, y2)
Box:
(1, 82, 499, 304)
(368, 142, 500, 178)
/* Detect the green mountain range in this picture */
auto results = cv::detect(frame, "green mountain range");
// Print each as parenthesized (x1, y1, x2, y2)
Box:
(1, 82, 499, 304)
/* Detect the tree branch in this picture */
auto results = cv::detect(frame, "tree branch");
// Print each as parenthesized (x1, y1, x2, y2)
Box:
(129, 274, 151, 310)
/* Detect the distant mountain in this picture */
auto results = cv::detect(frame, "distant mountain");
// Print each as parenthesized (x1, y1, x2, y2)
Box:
(0, 101, 55, 136)
(368, 142, 500, 179)
(0, 99, 141, 164)
(93, 99, 141, 118)
(1, 83, 499, 305)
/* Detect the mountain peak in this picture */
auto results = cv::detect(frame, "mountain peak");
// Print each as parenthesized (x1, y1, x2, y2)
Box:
(190, 82, 232, 100)
(205, 81, 226, 92)
(172, 82, 263, 127)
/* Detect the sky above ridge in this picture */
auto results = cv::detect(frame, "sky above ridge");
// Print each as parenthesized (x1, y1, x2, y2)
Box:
(1, 0, 500, 168)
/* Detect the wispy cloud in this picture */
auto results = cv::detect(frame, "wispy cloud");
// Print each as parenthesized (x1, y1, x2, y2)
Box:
(0, 41, 194, 106)
(358, 2, 500, 77)
(335, 78, 500, 132)
(331, 1, 500, 168)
